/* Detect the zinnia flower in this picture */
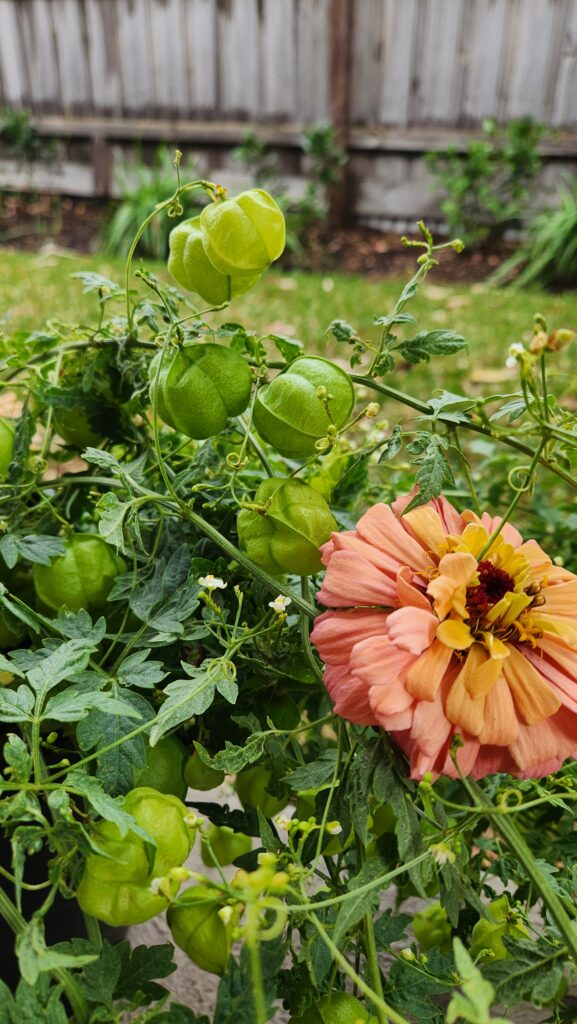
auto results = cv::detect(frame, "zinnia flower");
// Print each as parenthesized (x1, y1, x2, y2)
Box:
(310, 494, 577, 780)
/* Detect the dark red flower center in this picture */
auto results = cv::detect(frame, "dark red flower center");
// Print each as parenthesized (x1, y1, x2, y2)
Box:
(466, 561, 515, 621)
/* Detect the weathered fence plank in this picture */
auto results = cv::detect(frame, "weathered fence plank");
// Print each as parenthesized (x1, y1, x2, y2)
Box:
(0, 0, 574, 127)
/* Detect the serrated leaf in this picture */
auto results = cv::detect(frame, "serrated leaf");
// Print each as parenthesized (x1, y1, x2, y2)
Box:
(194, 732, 268, 774)
(71, 271, 121, 293)
(149, 664, 218, 745)
(65, 770, 151, 839)
(332, 856, 387, 947)
(0, 685, 34, 722)
(269, 333, 304, 362)
(113, 942, 177, 1001)
(117, 650, 168, 690)
(44, 689, 141, 723)
(397, 330, 467, 365)
(404, 434, 455, 512)
(96, 492, 130, 549)
(284, 750, 338, 792)
(377, 424, 403, 464)
(27, 640, 97, 698)
(0, 535, 66, 569)
(76, 691, 153, 795)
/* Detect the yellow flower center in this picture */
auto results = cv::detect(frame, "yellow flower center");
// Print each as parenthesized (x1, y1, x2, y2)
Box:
(431, 523, 545, 655)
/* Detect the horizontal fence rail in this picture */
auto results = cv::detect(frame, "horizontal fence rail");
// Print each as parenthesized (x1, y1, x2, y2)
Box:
(0, 0, 575, 127)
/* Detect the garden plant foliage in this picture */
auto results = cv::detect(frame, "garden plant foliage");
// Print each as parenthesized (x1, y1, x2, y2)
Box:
(0, 166, 576, 1024)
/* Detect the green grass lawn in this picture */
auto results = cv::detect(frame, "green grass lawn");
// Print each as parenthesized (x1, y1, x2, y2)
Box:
(1, 246, 576, 404)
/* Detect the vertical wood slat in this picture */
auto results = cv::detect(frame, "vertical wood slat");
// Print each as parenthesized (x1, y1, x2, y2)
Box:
(149, 0, 188, 115)
(295, 0, 330, 121)
(84, 0, 122, 116)
(0, 0, 25, 105)
(0, 0, 575, 128)
(504, 0, 560, 120)
(261, 0, 296, 119)
(116, 0, 155, 115)
(52, 0, 91, 112)
(551, 0, 577, 125)
(216, 0, 260, 118)
(183, 0, 218, 115)
(459, 0, 510, 124)
(16, 0, 60, 110)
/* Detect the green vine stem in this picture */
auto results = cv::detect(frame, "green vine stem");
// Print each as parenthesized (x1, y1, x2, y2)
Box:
(350, 374, 577, 492)
(124, 178, 217, 332)
(0, 887, 89, 1022)
(463, 778, 577, 963)
(307, 911, 411, 1024)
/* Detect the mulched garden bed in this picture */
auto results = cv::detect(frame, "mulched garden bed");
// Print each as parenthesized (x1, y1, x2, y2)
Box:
(0, 191, 515, 282)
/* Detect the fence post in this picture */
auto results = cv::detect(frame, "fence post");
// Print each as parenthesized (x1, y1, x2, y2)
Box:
(329, 0, 353, 228)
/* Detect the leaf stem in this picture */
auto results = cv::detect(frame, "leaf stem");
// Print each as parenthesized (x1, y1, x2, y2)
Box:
(463, 778, 577, 963)
(307, 911, 411, 1024)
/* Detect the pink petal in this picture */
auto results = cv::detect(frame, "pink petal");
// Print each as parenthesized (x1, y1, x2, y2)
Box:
(396, 566, 431, 610)
(311, 610, 389, 666)
(351, 636, 415, 701)
(470, 746, 518, 778)
(510, 713, 568, 772)
(436, 495, 467, 535)
(440, 734, 480, 778)
(355, 503, 432, 571)
(323, 665, 379, 726)
(410, 680, 452, 757)
(478, 512, 523, 548)
(329, 530, 403, 578)
(405, 640, 454, 700)
(541, 579, 577, 616)
(401, 506, 447, 552)
(478, 675, 518, 745)
(373, 707, 415, 731)
(385, 606, 438, 655)
(524, 645, 577, 713)
(316, 550, 397, 608)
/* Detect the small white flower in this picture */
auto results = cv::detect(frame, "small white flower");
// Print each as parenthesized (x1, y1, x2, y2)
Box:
(274, 815, 293, 831)
(269, 595, 292, 614)
(198, 575, 227, 590)
(506, 343, 525, 367)
(149, 877, 163, 895)
(218, 905, 233, 926)
(429, 842, 456, 866)
(326, 821, 343, 836)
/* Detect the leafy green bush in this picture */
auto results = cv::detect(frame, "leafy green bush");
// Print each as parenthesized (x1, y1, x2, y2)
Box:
(491, 177, 577, 290)
(0, 108, 51, 163)
(426, 117, 545, 246)
(1, 180, 577, 1024)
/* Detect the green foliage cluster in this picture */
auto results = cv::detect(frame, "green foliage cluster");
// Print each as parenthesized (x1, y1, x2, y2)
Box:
(426, 117, 545, 246)
(0, 177, 576, 1024)
(0, 108, 52, 163)
(492, 176, 577, 290)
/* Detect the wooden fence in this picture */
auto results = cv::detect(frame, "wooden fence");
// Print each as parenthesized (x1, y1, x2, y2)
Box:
(0, 0, 576, 222)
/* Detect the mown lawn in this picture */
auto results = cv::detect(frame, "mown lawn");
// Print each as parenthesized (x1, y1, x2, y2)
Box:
(2, 247, 576, 404)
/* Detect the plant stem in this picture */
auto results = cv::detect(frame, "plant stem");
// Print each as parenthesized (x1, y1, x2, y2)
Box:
(0, 887, 89, 1022)
(351, 374, 577, 492)
(476, 437, 547, 560)
(184, 508, 317, 618)
(364, 909, 388, 1024)
(308, 912, 411, 1024)
(246, 934, 267, 1024)
(463, 778, 577, 963)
